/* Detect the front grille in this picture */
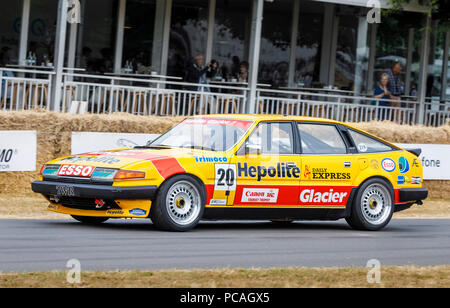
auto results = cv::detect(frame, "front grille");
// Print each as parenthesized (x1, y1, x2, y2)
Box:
(54, 197, 121, 211)
(43, 177, 113, 186)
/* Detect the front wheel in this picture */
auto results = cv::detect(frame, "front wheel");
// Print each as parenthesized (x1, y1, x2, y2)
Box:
(71, 215, 109, 224)
(151, 175, 206, 231)
(346, 178, 394, 231)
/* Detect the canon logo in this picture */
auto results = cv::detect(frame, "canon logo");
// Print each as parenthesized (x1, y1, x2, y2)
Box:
(300, 189, 348, 204)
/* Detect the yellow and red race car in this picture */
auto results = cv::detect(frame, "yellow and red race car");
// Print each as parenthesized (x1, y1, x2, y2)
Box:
(32, 115, 428, 231)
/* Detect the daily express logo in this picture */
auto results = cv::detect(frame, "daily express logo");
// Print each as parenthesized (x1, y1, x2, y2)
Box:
(237, 162, 301, 182)
(307, 167, 351, 180)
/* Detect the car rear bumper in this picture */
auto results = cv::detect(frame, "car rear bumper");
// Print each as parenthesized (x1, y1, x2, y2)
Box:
(398, 188, 428, 203)
(31, 181, 158, 200)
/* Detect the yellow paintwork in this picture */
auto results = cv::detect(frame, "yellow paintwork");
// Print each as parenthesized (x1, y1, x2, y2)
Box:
(38, 115, 424, 218)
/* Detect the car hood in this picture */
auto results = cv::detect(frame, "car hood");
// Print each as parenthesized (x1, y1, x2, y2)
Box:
(48, 147, 218, 169)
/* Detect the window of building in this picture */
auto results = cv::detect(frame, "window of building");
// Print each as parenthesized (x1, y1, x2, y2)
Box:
(168, 0, 208, 78)
(298, 123, 347, 154)
(0, 1, 21, 65)
(122, 0, 156, 72)
(28, 0, 58, 65)
(348, 129, 393, 153)
(76, 0, 118, 73)
(295, 0, 324, 87)
(242, 122, 294, 155)
(212, 0, 251, 81)
(259, 0, 292, 88)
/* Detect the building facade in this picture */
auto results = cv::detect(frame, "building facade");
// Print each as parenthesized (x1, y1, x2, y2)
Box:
(0, 0, 449, 104)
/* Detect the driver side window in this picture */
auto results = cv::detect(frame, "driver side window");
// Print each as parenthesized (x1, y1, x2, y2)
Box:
(241, 122, 294, 155)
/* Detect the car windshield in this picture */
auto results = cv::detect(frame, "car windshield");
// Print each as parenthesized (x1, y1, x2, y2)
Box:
(148, 118, 254, 152)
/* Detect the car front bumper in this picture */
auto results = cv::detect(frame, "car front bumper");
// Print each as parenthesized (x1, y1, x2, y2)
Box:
(398, 188, 428, 203)
(31, 181, 158, 200)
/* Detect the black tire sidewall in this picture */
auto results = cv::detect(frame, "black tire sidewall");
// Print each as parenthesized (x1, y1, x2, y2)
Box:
(152, 174, 206, 231)
(351, 178, 395, 231)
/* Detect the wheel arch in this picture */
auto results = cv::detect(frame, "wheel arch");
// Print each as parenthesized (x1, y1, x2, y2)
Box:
(345, 175, 395, 218)
(154, 172, 208, 203)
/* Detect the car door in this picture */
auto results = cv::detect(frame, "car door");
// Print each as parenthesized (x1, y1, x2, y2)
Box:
(228, 121, 302, 207)
(297, 122, 357, 209)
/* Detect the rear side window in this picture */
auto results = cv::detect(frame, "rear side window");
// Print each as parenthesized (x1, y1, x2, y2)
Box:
(348, 129, 393, 153)
(297, 123, 347, 154)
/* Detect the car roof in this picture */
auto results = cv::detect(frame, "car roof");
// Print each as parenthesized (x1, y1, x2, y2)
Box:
(193, 114, 342, 124)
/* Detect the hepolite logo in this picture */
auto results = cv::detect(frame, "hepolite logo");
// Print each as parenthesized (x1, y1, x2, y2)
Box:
(237, 162, 300, 182)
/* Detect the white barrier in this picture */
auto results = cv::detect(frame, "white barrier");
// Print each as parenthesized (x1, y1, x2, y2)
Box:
(0, 131, 37, 172)
(396, 143, 450, 180)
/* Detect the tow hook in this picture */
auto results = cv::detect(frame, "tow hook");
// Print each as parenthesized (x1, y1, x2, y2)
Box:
(416, 200, 423, 206)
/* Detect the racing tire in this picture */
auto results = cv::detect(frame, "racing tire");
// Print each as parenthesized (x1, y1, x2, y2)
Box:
(346, 178, 394, 231)
(71, 215, 109, 224)
(151, 175, 206, 232)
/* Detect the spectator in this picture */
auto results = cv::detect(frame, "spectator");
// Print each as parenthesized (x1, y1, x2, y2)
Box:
(386, 61, 402, 121)
(238, 61, 249, 83)
(206, 59, 219, 80)
(184, 54, 212, 91)
(374, 73, 392, 120)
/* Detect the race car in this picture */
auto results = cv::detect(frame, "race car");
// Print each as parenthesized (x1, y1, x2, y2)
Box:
(32, 115, 428, 231)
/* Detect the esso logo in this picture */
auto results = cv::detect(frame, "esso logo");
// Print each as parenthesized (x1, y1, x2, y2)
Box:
(381, 159, 396, 172)
(58, 165, 95, 177)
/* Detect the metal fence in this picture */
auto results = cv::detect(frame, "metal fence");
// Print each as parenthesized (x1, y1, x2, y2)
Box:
(0, 68, 54, 111)
(1, 67, 449, 126)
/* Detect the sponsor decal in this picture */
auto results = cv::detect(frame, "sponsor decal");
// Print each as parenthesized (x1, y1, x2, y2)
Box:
(237, 162, 301, 182)
(95, 199, 105, 209)
(370, 159, 379, 169)
(411, 176, 421, 185)
(304, 165, 312, 179)
(381, 158, 396, 172)
(107, 210, 124, 215)
(358, 143, 368, 153)
(398, 157, 410, 174)
(129, 209, 147, 216)
(59, 156, 121, 165)
(57, 164, 95, 177)
(48, 205, 58, 210)
(183, 118, 253, 130)
(309, 167, 351, 180)
(241, 188, 279, 203)
(194, 156, 228, 163)
(412, 158, 420, 168)
(299, 186, 351, 206)
(209, 199, 227, 206)
(397, 176, 405, 185)
(0, 148, 15, 163)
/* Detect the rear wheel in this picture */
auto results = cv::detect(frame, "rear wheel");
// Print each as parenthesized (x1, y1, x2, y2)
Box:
(346, 178, 394, 231)
(151, 175, 206, 231)
(71, 215, 109, 224)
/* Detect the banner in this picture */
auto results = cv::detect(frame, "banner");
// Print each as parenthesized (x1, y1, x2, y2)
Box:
(0, 131, 37, 172)
(71, 132, 160, 155)
(396, 143, 450, 180)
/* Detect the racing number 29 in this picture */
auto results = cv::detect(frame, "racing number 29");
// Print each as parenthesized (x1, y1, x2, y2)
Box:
(215, 164, 236, 191)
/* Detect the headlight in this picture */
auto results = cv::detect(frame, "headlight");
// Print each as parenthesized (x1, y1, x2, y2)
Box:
(91, 168, 118, 181)
(113, 170, 146, 180)
(40, 164, 60, 178)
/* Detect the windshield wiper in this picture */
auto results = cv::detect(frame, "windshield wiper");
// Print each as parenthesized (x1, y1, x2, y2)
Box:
(134, 145, 172, 149)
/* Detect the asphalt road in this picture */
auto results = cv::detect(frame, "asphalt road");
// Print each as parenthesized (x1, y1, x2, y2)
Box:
(0, 219, 449, 272)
